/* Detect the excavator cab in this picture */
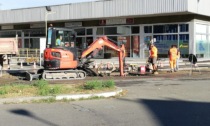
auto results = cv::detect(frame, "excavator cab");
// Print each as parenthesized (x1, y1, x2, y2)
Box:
(46, 27, 76, 49)
(44, 27, 78, 70)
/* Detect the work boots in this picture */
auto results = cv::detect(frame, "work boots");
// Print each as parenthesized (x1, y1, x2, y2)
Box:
(169, 68, 177, 73)
(169, 69, 174, 73)
(152, 70, 159, 75)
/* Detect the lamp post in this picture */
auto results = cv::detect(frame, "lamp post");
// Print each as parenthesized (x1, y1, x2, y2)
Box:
(45, 6, 55, 37)
(41, 6, 55, 67)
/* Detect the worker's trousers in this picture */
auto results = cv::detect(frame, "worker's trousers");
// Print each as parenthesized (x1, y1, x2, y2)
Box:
(169, 59, 177, 70)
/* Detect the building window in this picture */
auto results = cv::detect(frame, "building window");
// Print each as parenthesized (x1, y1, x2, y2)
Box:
(179, 34, 189, 58)
(86, 28, 93, 35)
(144, 26, 152, 33)
(180, 24, 189, 32)
(131, 26, 139, 34)
(104, 26, 131, 35)
(75, 28, 85, 36)
(96, 28, 103, 35)
(153, 34, 178, 57)
(104, 27, 117, 35)
(179, 34, 189, 41)
(153, 24, 178, 33)
(0, 31, 22, 38)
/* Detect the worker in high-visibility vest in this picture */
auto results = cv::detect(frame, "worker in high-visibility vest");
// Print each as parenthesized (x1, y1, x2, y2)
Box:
(149, 43, 158, 74)
(168, 45, 178, 72)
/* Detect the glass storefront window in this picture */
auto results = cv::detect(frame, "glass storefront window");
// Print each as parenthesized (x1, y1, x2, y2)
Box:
(104, 36, 117, 57)
(179, 34, 189, 58)
(104, 27, 117, 35)
(0, 31, 21, 37)
(103, 36, 131, 57)
(24, 29, 45, 37)
(153, 24, 178, 33)
(117, 26, 130, 34)
(86, 28, 93, 35)
(104, 26, 130, 35)
(144, 26, 152, 33)
(96, 28, 103, 35)
(24, 38, 40, 49)
(154, 25, 164, 33)
(75, 28, 85, 36)
(196, 34, 207, 58)
(153, 34, 178, 57)
(180, 24, 189, 32)
(76, 37, 85, 56)
(131, 26, 139, 34)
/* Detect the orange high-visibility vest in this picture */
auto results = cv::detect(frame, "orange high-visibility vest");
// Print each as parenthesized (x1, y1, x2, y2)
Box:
(150, 46, 158, 58)
(169, 47, 178, 60)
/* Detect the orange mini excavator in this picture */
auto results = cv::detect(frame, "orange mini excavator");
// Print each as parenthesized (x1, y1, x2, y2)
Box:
(26, 27, 126, 81)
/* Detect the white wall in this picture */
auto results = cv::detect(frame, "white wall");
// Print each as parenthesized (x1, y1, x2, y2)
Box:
(0, 0, 189, 25)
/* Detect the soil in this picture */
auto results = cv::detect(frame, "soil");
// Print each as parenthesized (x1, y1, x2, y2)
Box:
(0, 69, 210, 85)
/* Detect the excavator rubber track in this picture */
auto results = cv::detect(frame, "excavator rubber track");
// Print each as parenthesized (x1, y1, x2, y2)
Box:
(42, 70, 86, 81)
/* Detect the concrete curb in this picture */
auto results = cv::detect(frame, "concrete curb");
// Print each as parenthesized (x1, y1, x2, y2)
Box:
(56, 87, 123, 100)
(0, 96, 53, 104)
(0, 87, 123, 104)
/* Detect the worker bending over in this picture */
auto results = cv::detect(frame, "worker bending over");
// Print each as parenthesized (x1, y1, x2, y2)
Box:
(168, 45, 178, 72)
(149, 43, 158, 74)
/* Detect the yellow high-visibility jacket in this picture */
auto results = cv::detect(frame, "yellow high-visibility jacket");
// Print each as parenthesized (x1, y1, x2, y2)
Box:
(169, 47, 178, 60)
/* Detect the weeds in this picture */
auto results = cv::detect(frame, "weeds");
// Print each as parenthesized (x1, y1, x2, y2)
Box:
(33, 80, 62, 96)
(0, 79, 116, 99)
(102, 80, 115, 88)
(83, 80, 115, 90)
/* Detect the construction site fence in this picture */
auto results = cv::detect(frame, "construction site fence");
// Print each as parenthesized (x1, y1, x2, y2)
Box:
(16, 48, 40, 63)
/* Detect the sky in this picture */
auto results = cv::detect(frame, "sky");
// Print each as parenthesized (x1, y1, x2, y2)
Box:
(0, 0, 97, 10)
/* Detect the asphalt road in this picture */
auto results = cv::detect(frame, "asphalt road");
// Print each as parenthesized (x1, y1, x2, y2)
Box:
(1, 72, 210, 126)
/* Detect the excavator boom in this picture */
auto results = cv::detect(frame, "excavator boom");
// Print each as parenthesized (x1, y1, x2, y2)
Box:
(81, 36, 126, 76)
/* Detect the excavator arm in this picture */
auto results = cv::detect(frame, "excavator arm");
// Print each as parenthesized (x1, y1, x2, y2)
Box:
(81, 36, 126, 76)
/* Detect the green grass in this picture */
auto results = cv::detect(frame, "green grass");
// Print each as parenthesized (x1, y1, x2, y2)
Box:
(83, 80, 115, 90)
(0, 79, 116, 99)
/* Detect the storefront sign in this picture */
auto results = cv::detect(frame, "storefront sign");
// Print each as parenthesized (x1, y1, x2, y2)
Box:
(99, 18, 134, 25)
(179, 44, 188, 48)
(107, 18, 126, 25)
(1, 25, 14, 30)
(65, 22, 82, 27)
(30, 23, 45, 28)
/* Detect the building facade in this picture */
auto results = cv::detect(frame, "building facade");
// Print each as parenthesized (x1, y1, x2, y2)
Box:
(0, 0, 210, 59)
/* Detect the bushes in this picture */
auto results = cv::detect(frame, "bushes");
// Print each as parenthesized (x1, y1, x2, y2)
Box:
(83, 80, 115, 90)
